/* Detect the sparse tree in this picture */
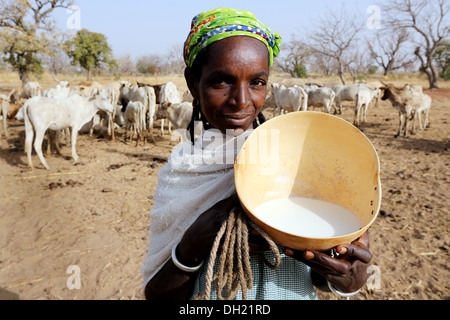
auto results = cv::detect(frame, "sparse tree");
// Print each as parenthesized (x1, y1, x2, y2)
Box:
(166, 43, 185, 74)
(116, 54, 136, 75)
(44, 45, 72, 75)
(346, 48, 374, 82)
(308, 7, 363, 84)
(309, 52, 337, 76)
(0, 0, 74, 85)
(367, 28, 415, 75)
(275, 38, 312, 78)
(384, 0, 449, 88)
(136, 54, 162, 75)
(433, 40, 450, 75)
(64, 28, 117, 81)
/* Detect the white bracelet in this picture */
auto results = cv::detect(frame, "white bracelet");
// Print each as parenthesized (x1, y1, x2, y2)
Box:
(327, 280, 361, 299)
(171, 242, 204, 273)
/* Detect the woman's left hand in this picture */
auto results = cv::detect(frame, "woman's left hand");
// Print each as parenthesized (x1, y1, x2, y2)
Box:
(283, 231, 372, 293)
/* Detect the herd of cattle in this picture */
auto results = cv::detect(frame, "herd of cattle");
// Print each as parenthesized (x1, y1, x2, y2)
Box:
(266, 81, 431, 137)
(0, 76, 432, 170)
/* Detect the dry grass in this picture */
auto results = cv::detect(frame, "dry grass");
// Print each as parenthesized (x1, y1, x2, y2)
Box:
(1, 70, 448, 97)
(0, 71, 189, 95)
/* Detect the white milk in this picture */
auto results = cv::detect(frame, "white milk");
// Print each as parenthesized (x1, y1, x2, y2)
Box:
(253, 197, 361, 238)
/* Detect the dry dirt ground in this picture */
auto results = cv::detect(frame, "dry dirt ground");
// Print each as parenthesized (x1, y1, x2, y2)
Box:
(0, 77, 448, 300)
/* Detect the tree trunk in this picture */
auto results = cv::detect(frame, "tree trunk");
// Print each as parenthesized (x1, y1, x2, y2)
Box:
(427, 59, 439, 89)
(337, 61, 346, 85)
(87, 68, 92, 81)
(20, 69, 31, 87)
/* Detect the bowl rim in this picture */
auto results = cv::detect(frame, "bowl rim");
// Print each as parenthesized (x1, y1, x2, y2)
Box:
(235, 111, 382, 246)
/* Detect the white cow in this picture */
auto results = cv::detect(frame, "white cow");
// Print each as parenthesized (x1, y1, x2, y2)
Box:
(88, 87, 119, 140)
(412, 94, 432, 134)
(51, 73, 76, 89)
(0, 94, 11, 139)
(21, 82, 42, 99)
(354, 87, 381, 126)
(43, 85, 73, 100)
(182, 90, 194, 102)
(300, 85, 335, 114)
(22, 94, 114, 170)
(124, 101, 146, 146)
(271, 83, 308, 116)
(155, 102, 193, 129)
(331, 84, 374, 115)
(159, 82, 182, 136)
(77, 81, 104, 97)
(119, 84, 156, 141)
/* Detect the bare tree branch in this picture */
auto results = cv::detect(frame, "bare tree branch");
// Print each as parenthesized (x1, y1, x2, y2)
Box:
(383, 0, 450, 88)
(308, 6, 363, 84)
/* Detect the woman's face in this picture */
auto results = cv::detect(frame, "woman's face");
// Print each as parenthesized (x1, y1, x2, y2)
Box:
(186, 36, 269, 133)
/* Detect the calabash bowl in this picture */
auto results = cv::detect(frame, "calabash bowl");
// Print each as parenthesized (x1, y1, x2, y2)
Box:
(234, 111, 381, 251)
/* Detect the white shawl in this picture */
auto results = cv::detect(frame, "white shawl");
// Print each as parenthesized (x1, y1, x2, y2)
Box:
(141, 129, 252, 287)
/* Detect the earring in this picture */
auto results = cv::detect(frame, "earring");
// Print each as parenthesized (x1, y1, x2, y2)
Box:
(193, 98, 200, 109)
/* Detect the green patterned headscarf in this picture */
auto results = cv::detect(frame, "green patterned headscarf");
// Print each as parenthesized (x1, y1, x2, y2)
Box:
(184, 7, 282, 68)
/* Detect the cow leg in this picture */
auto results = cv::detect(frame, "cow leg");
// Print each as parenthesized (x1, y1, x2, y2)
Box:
(46, 131, 52, 156)
(89, 118, 95, 137)
(131, 124, 135, 143)
(396, 113, 403, 138)
(364, 104, 369, 123)
(325, 102, 331, 114)
(71, 128, 79, 162)
(423, 110, 429, 129)
(161, 119, 165, 137)
(135, 128, 140, 147)
(142, 128, 147, 146)
(24, 120, 34, 170)
(411, 113, 417, 134)
(111, 109, 116, 141)
(353, 105, 359, 126)
(403, 113, 410, 138)
(34, 129, 51, 170)
(418, 111, 424, 130)
(2, 110, 8, 138)
(148, 112, 155, 143)
(55, 130, 63, 155)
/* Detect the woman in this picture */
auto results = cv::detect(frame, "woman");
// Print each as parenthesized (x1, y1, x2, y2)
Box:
(142, 7, 372, 300)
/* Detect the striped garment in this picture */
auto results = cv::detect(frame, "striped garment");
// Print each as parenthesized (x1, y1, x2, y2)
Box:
(191, 246, 318, 300)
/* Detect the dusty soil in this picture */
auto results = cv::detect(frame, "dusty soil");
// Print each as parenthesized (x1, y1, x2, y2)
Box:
(0, 79, 448, 300)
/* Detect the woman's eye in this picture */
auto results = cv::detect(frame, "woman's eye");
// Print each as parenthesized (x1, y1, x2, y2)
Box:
(210, 79, 229, 87)
(252, 79, 267, 87)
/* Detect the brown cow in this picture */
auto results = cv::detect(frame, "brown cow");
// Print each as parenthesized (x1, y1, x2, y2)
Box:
(380, 83, 424, 138)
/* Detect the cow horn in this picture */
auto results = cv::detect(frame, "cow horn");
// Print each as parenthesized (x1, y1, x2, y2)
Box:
(51, 72, 60, 83)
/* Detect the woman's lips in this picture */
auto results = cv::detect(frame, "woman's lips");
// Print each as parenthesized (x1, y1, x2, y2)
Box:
(221, 113, 253, 126)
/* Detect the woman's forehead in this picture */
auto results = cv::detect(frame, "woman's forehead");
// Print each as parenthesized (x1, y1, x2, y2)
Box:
(202, 36, 270, 69)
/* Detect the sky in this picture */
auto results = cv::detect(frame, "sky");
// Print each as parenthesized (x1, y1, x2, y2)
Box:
(52, 0, 385, 60)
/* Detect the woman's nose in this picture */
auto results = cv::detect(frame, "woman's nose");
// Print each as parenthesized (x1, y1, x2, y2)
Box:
(230, 83, 251, 110)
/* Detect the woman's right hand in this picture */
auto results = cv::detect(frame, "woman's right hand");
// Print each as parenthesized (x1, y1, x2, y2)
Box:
(176, 194, 241, 267)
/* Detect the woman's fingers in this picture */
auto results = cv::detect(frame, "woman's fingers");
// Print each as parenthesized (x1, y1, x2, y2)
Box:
(283, 248, 350, 275)
(303, 251, 352, 274)
(336, 243, 372, 264)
